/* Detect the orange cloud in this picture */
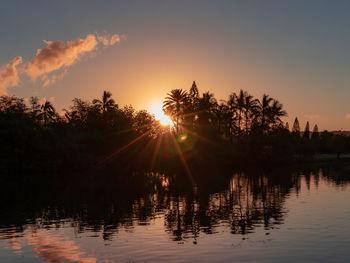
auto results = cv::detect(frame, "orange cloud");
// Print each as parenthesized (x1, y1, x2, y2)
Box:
(97, 33, 122, 46)
(0, 57, 23, 95)
(27, 34, 98, 81)
(41, 69, 67, 88)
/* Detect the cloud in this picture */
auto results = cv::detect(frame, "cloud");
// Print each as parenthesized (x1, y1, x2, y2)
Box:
(0, 57, 23, 95)
(0, 32, 123, 90)
(41, 69, 67, 88)
(97, 33, 122, 46)
(345, 113, 350, 119)
(27, 34, 98, 81)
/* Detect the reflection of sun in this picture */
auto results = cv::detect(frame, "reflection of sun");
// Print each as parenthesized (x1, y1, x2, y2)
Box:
(147, 102, 173, 127)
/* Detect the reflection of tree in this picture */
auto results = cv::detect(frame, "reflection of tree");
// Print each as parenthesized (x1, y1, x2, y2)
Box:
(1, 167, 350, 246)
(163, 173, 290, 239)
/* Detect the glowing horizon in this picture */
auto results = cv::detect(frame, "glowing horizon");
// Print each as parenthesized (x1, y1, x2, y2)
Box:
(1, 1, 350, 130)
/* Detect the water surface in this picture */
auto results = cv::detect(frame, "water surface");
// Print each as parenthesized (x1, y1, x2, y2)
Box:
(1, 165, 350, 262)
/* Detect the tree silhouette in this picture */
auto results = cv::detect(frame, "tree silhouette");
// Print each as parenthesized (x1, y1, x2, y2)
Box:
(29, 96, 41, 120)
(303, 121, 310, 139)
(285, 122, 289, 131)
(92, 91, 117, 114)
(189, 81, 199, 102)
(39, 100, 56, 125)
(291, 117, 300, 136)
(197, 91, 216, 128)
(311, 124, 319, 139)
(269, 99, 287, 129)
(163, 89, 188, 133)
(243, 93, 259, 134)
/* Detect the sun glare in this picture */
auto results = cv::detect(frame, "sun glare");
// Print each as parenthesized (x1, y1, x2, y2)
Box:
(147, 102, 173, 126)
(158, 114, 172, 126)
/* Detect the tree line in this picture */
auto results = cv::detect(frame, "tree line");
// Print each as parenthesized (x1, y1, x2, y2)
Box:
(1, 81, 349, 181)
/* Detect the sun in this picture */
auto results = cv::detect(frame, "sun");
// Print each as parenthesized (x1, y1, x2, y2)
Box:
(147, 102, 173, 126)
(159, 114, 172, 126)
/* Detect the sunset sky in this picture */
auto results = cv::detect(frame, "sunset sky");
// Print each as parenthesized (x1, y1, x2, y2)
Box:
(1, 0, 350, 130)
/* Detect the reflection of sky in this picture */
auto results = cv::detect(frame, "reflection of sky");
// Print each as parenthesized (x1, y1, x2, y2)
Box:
(1, 1, 350, 129)
(0, 173, 349, 262)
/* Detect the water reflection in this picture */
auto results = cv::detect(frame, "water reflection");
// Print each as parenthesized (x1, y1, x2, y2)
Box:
(1, 164, 350, 262)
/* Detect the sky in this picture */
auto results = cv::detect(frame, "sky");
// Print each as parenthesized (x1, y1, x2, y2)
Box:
(1, 0, 350, 130)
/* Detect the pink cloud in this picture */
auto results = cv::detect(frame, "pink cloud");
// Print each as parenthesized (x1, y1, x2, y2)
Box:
(0, 32, 124, 90)
(27, 34, 98, 81)
(97, 33, 122, 46)
(0, 57, 23, 95)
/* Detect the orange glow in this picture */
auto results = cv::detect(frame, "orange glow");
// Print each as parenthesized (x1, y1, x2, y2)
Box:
(147, 102, 173, 126)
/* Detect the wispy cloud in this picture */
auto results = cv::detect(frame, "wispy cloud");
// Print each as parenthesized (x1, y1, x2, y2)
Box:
(27, 34, 98, 81)
(0, 57, 23, 95)
(97, 33, 122, 46)
(0, 32, 124, 93)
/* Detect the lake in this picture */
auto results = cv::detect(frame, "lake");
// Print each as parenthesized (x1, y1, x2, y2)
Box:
(1, 164, 350, 262)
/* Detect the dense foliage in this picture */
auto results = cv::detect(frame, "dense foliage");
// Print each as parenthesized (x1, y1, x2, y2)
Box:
(1, 82, 350, 183)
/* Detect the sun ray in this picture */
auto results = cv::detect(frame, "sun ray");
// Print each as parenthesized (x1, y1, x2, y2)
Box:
(150, 135, 163, 170)
(98, 129, 153, 166)
(183, 128, 219, 147)
(169, 132, 195, 185)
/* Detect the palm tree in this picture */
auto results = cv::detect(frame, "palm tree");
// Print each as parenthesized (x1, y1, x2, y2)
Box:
(236, 90, 246, 134)
(92, 91, 116, 114)
(269, 99, 287, 128)
(198, 91, 216, 127)
(256, 94, 273, 134)
(243, 93, 259, 135)
(163, 89, 188, 133)
(213, 102, 230, 137)
(39, 100, 56, 125)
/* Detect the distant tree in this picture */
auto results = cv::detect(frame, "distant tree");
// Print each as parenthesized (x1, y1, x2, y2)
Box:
(269, 99, 287, 129)
(29, 96, 41, 120)
(235, 90, 246, 134)
(134, 110, 157, 136)
(0, 95, 26, 113)
(92, 91, 117, 114)
(212, 102, 229, 136)
(197, 92, 216, 127)
(291, 117, 300, 136)
(64, 98, 92, 127)
(285, 122, 289, 131)
(256, 94, 274, 134)
(39, 100, 56, 125)
(189, 81, 199, 102)
(303, 121, 310, 139)
(185, 81, 200, 128)
(311, 124, 319, 139)
(243, 93, 259, 134)
(251, 94, 286, 135)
